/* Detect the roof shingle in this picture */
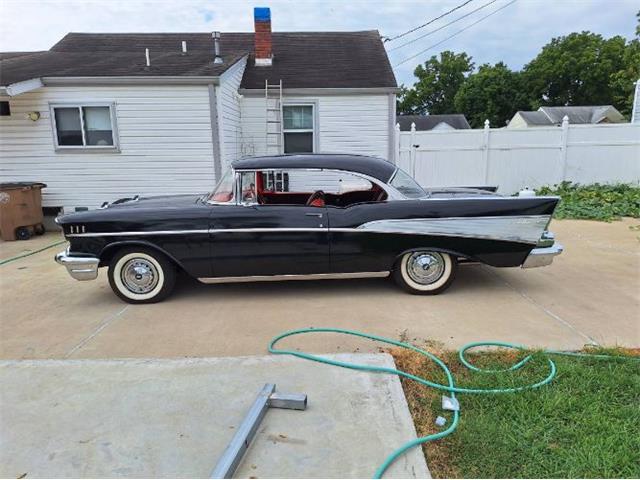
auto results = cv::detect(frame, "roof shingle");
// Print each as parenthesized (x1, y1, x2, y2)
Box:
(0, 31, 397, 89)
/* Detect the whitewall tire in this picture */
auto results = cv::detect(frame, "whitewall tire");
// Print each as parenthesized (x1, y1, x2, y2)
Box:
(108, 248, 176, 304)
(394, 250, 457, 295)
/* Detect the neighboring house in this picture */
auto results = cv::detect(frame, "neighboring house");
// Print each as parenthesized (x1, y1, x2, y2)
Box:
(0, 8, 398, 211)
(396, 114, 470, 131)
(507, 105, 625, 128)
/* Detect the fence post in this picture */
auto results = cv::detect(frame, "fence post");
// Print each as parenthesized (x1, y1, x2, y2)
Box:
(482, 119, 491, 184)
(410, 122, 417, 178)
(394, 123, 401, 165)
(560, 115, 569, 181)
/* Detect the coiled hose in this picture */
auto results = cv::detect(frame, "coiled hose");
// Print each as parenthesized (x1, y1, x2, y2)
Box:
(269, 327, 636, 478)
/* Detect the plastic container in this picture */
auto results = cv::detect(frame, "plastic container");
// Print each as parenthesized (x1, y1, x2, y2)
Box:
(0, 182, 47, 241)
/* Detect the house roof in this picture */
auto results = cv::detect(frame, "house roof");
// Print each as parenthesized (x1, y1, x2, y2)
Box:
(0, 31, 397, 90)
(232, 154, 397, 182)
(515, 110, 553, 126)
(396, 114, 470, 131)
(514, 105, 625, 126)
(539, 106, 624, 124)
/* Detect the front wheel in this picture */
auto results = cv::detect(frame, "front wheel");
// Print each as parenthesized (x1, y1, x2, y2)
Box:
(394, 250, 457, 295)
(108, 248, 176, 304)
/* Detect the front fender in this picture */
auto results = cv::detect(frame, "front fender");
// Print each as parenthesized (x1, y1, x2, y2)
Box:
(98, 240, 187, 272)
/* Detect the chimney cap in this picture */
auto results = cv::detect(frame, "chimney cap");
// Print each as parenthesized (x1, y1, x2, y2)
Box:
(254, 7, 271, 21)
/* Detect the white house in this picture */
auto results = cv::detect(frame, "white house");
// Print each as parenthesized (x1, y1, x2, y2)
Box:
(0, 8, 398, 212)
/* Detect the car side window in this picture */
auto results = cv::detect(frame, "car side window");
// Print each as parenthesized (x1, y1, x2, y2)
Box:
(256, 170, 387, 207)
(239, 171, 257, 204)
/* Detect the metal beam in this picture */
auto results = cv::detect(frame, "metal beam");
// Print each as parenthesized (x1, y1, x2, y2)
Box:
(211, 384, 308, 479)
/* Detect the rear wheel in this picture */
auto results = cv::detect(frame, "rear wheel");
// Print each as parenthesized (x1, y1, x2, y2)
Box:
(108, 248, 176, 304)
(394, 250, 457, 295)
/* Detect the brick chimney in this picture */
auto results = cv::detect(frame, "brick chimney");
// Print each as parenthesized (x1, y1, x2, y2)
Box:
(254, 7, 272, 66)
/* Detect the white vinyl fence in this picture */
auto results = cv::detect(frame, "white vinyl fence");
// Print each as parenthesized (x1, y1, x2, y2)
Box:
(394, 118, 640, 194)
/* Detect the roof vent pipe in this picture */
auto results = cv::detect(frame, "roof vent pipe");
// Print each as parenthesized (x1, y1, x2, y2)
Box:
(145, 48, 150, 67)
(182, 41, 187, 54)
(212, 32, 223, 64)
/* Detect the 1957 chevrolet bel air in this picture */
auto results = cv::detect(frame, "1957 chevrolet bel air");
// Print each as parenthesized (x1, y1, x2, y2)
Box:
(55, 154, 563, 303)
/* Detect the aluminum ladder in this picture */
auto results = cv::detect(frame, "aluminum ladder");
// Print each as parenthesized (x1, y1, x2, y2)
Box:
(265, 79, 283, 155)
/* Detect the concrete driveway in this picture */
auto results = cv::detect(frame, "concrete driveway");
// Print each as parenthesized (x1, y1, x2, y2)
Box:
(1, 218, 638, 360)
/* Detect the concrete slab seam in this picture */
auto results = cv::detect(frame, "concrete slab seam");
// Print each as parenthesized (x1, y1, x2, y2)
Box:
(64, 305, 130, 358)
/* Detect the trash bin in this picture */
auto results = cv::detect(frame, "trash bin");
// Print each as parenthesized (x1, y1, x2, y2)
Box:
(0, 182, 47, 241)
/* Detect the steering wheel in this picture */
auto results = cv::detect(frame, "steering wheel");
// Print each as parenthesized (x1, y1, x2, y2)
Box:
(306, 190, 325, 207)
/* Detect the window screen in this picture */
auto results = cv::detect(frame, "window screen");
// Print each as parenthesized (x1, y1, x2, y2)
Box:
(52, 105, 115, 148)
(283, 105, 314, 153)
(54, 108, 83, 146)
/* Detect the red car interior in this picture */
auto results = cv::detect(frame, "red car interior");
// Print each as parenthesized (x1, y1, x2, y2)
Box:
(255, 170, 387, 207)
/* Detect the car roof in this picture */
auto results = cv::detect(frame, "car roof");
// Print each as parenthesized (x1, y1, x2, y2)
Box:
(231, 154, 397, 182)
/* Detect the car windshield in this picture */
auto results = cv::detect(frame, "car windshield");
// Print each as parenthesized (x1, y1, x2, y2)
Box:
(389, 168, 426, 199)
(208, 168, 235, 203)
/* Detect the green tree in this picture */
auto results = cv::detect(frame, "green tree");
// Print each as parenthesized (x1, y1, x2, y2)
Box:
(397, 51, 473, 115)
(454, 62, 528, 128)
(523, 32, 628, 110)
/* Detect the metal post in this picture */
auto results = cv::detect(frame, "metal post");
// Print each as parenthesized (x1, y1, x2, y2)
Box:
(211, 384, 307, 479)
(560, 115, 569, 181)
(482, 119, 491, 184)
(410, 122, 417, 178)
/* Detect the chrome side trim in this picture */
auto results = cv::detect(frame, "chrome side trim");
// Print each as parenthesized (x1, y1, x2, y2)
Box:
(198, 271, 390, 284)
(54, 249, 99, 281)
(522, 243, 563, 268)
(66, 215, 549, 243)
(343, 215, 551, 245)
(66, 229, 210, 238)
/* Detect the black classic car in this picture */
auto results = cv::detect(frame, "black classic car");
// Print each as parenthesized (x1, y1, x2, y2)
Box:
(55, 154, 563, 303)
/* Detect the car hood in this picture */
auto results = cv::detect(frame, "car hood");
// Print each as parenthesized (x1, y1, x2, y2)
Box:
(101, 193, 205, 209)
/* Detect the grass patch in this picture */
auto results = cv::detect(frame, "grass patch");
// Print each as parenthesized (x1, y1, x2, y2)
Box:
(392, 346, 640, 478)
(535, 182, 640, 221)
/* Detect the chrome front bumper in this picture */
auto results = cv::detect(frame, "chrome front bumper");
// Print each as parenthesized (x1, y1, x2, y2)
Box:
(55, 249, 99, 281)
(522, 243, 563, 268)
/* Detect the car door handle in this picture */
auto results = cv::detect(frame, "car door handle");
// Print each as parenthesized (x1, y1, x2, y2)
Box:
(305, 213, 323, 218)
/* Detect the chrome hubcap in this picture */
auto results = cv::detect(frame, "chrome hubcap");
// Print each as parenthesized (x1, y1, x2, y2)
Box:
(406, 252, 445, 285)
(121, 258, 159, 294)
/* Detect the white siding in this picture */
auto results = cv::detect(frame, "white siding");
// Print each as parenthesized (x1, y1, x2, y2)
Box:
(240, 93, 392, 159)
(0, 85, 216, 210)
(217, 57, 247, 168)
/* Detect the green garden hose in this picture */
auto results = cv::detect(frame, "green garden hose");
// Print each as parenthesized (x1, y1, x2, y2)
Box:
(0, 240, 66, 266)
(268, 327, 637, 479)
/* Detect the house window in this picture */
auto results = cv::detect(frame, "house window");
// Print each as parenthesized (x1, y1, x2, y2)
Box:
(51, 104, 117, 149)
(0, 101, 10, 116)
(262, 171, 289, 192)
(283, 105, 314, 153)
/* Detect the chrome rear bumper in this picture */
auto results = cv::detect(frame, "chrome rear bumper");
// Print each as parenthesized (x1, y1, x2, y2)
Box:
(55, 249, 99, 281)
(522, 243, 563, 268)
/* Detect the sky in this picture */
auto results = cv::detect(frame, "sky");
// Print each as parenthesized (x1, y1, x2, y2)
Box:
(0, 0, 637, 87)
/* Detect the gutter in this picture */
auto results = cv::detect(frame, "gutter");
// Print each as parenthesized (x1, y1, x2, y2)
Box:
(1, 77, 44, 96)
(1, 75, 221, 96)
(42, 76, 220, 86)
(238, 87, 400, 96)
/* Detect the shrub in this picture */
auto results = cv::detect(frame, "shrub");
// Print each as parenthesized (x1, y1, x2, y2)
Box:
(536, 182, 640, 221)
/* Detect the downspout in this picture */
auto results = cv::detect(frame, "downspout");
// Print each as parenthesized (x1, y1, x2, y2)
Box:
(388, 93, 397, 163)
(208, 84, 223, 180)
